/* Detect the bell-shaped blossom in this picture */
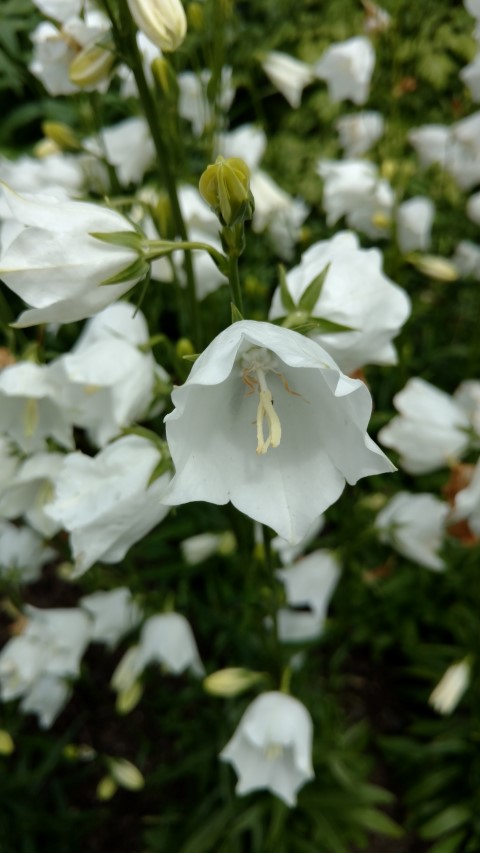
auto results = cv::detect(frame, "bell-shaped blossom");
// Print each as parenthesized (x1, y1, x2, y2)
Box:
(269, 231, 410, 373)
(220, 691, 314, 806)
(0, 361, 73, 453)
(0, 520, 55, 584)
(126, 0, 187, 53)
(80, 587, 143, 649)
(164, 320, 395, 544)
(460, 54, 480, 102)
(85, 117, 155, 187)
(408, 124, 450, 169)
(0, 451, 64, 537)
(0, 187, 144, 327)
(375, 492, 449, 571)
(451, 458, 480, 534)
(29, 10, 111, 96)
(112, 612, 204, 695)
(453, 240, 480, 280)
(315, 36, 375, 105)
(317, 159, 394, 239)
(454, 380, 480, 435)
(396, 196, 435, 254)
(176, 185, 228, 298)
(261, 51, 314, 109)
(32, 0, 82, 23)
(178, 68, 235, 137)
(0, 151, 84, 198)
(378, 378, 473, 474)
(363, 1, 391, 33)
(118, 31, 160, 99)
(250, 170, 309, 261)
(409, 117, 480, 191)
(271, 515, 325, 566)
(44, 435, 171, 576)
(180, 531, 236, 566)
(0, 605, 91, 727)
(429, 658, 471, 715)
(276, 549, 341, 643)
(336, 111, 384, 157)
(51, 303, 166, 447)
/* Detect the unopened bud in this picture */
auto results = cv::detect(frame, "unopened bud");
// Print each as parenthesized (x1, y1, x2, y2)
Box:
(187, 2, 204, 29)
(203, 667, 264, 698)
(108, 757, 145, 790)
(42, 122, 81, 152)
(151, 56, 179, 99)
(152, 192, 174, 239)
(127, 0, 187, 52)
(0, 730, 14, 755)
(199, 156, 254, 227)
(69, 43, 114, 88)
(408, 253, 459, 282)
(116, 680, 143, 715)
(96, 775, 118, 801)
(176, 337, 195, 359)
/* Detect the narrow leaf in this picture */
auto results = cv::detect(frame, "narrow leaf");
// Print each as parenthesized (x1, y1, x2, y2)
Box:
(100, 258, 149, 286)
(298, 264, 331, 313)
(90, 230, 143, 251)
(231, 303, 244, 323)
(278, 264, 296, 312)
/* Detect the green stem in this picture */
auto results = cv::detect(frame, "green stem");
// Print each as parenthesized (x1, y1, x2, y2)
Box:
(115, 4, 201, 348)
(228, 252, 244, 315)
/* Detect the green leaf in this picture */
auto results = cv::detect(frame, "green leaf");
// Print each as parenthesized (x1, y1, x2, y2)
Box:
(231, 303, 244, 323)
(287, 317, 355, 336)
(278, 264, 295, 312)
(100, 257, 150, 286)
(298, 264, 330, 313)
(420, 805, 471, 840)
(90, 230, 143, 251)
(350, 809, 403, 838)
(429, 830, 468, 853)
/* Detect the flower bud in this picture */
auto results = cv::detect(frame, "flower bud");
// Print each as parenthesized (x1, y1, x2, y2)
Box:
(408, 253, 459, 282)
(108, 757, 145, 790)
(176, 337, 195, 359)
(41, 121, 81, 153)
(203, 667, 264, 698)
(127, 0, 187, 52)
(0, 730, 14, 755)
(151, 56, 179, 100)
(199, 156, 254, 227)
(187, 2, 204, 30)
(69, 43, 114, 89)
(96, 775, 118, 801)
(115, 681, 144, 715)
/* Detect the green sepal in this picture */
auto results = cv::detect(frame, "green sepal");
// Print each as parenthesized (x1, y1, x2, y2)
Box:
(231, 303, 244, 323)
(294, 316, 356, 335)
(298, 263, 331, 313)
(278, 264, 295, 312)
(147, 456, 173, 486)
(90, 230, 144, 251)
(182, 353, 200, 362)
(100, 257, 150, 286)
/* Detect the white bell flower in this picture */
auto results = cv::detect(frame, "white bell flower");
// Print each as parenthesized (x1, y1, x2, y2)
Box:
(261, 52, 314, 109)
(460, 54, 480, 102)
(51, 303, 165, 448)
(276, 549, 341, 643)
(409, 118, 480, 191)
(408, 124, 451, 169)
(0, 361, 73, 453)
(429, 659, 471, 715)
(216, 124, 267, 172)
(451, 457, 480, 535)
(315, 36, 375, 105)
(454, 380, 480, 436)
(32, 0, 82, 22)
(317, 159, 393, 239)
(20, 673, 72, 729)
(111, 612, 204, 694)
(453, 240, 480, 280)
(220, 691, 314, 806)
(396, 196, 435, 254)
(269, 231, 410, 373)
(271, 515, 325, 566)
(85, 117, 156, 187)
(176, 185, 228, 298)
(336, 111, 384, 157)
(80, 587, 143, 649)
(164, 320, 395, 544)
(250, 170, 309, 261)
(0, 520, 55, 584)
(44, 435, 171, 576)
(375, 492, 449, 571)
(0, 186, 144, 327)
(178, 68, 235, 137)
(0, 451, 64, 537)
(378, 378, 472, 474)
(0, 152, 84, 198)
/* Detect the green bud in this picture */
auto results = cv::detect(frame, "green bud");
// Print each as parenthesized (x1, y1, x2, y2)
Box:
(108, 757, 145, 791)
(187, 2, 204, 29)
(41, 121, 81, 152)
(199, 156, 254, 227)
(0, 730, 14, 755)
(203, 667, 264, 698)
(96, 775, 118, 801)
(176, 337, 195, 358)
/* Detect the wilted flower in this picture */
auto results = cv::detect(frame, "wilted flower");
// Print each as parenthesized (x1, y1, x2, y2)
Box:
(375, 492, 449, 571)
(315, 36, 375, 105)
(429, 659, 471, 715)
(0, 187, 145, 327)
(261, 51, 314, 108)
(378, 378, 473, 474)
(164, 320, 394, 544)
(127, 0, 187, 52)
(220, 691, 314, 806)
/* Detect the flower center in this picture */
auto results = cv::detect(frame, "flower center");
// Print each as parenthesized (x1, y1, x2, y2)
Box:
(265, 742, 284, 761)
(240, 348, 282, 456)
